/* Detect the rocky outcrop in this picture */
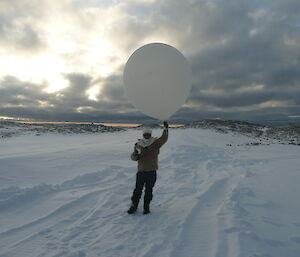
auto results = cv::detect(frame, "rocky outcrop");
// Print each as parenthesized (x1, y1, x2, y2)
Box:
(0, 121, 124, 138)
(184, 119, 300, 146)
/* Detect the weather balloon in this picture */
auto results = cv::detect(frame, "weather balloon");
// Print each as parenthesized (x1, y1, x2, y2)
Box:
(123, 43, 191, 121)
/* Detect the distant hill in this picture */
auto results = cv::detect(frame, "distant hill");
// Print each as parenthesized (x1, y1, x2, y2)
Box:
(1, 119, 299, 145)
(184, 119, 300, 145)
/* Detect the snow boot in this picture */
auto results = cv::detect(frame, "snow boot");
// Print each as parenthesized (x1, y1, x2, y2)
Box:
(127, 202, 138, 214)
(143, 205, 150, 215)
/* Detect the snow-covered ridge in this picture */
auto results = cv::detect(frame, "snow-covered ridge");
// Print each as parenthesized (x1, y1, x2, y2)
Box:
(1, 119, 300, 146)
(0, 121, 124, 138)
(184, 119, 300, 145)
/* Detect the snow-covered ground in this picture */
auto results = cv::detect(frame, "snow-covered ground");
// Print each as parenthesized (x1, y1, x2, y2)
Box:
(0, 128, 300, 257)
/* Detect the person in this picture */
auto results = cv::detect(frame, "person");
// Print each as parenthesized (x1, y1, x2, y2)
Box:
(127, 121, 169, 214)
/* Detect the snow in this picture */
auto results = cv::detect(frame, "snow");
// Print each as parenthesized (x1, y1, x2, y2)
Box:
(0, 128, 300, 257)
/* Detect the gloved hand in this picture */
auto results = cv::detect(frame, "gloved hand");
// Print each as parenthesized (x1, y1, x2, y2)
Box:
(163, 121, 169, 128)
(134, 143, 143, 151)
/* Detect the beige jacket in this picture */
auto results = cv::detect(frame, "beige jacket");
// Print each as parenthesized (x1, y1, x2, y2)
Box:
(131, 129, 168, 172)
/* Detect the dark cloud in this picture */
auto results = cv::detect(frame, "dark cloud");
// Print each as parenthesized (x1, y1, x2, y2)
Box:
(0, 76, 48, 106)
(173, 105, 300, 125)
(0, 105, 145, 123)
(0, 0, 46, 51)
(108, 17, 154, 52)
(100, 76, 128, 103)
(55, 73, 134, 114)
(1, 0, 300, 124)
(0, 74, 140, 122)
(55, 73, 93, 110)
(188, 88, 300, 108)
(175, 0, 300, 119)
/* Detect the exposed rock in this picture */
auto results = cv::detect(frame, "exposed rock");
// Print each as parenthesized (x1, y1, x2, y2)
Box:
(184, 119, 300, 146)
(1, 119, 299, 146)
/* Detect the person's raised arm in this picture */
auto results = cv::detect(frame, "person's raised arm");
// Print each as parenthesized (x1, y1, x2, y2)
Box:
(156, 121, 168, 148)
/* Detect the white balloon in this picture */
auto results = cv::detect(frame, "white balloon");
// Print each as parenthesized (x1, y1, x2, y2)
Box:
(123, 43, 191, 121)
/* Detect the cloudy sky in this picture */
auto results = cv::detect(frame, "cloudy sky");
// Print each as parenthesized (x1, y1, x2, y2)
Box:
(1, 0, 300, 124)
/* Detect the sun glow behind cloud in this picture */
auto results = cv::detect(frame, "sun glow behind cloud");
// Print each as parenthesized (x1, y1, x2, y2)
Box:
(0, 53, 70, 92)
(82, 37, 119, 78)
(0, 1, 129, 97)
(0, 0, 179, 105)
(86, 85, 101, 101)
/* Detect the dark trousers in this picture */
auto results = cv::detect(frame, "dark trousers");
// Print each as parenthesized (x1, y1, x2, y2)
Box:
(131, 171, 157, 207)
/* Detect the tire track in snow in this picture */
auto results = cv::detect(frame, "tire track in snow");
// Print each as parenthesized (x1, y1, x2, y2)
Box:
(0, 186, 119, 257)
(0, 190, 99, 248)
(171, 178, 230, 257)
(0, 181, 132, 257)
